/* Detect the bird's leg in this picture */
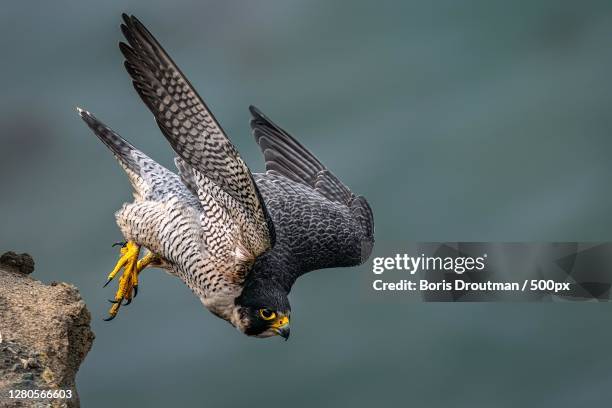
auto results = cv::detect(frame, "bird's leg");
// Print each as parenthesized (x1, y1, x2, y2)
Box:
(104, 241, 140, 321)
(104, 243, 164, 321)
(131, 252, 163, 298)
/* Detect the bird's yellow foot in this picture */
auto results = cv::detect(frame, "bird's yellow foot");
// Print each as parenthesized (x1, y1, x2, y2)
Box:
(104, 241, 140, 320)
(104, 241, 163, 321)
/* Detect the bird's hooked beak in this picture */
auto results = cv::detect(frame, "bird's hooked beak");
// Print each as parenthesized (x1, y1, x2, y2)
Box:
(271, 314, 290, 340)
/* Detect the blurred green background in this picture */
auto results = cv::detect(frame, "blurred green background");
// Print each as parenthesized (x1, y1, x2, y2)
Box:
(2, 0, 612, 406)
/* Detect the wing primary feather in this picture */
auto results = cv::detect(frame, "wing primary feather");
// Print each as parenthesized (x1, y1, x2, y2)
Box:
(250, 105, 354, 205)
(250, 105, 325, 183)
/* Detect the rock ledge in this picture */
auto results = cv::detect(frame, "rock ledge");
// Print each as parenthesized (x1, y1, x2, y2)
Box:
(0, 252, 94, 408)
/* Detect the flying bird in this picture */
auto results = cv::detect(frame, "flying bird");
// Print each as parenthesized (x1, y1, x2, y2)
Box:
(77, 14, 374, 339)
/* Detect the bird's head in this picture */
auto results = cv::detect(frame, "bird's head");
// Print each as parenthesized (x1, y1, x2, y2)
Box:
(233, 281, 291, 340)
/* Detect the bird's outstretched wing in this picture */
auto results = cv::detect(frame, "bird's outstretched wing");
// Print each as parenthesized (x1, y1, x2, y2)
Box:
(250, 106, 374, 280)
(119, 14, 274, 269)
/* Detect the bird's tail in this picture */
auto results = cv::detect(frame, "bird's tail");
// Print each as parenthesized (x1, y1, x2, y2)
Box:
(77, 107, 178, 202)
(76, 107, 143, 176)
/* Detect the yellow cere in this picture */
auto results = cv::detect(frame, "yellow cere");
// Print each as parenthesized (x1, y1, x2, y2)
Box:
(271, 315, 289, 329)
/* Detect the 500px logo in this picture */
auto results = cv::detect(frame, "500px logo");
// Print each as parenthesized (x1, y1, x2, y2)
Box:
(372, 254, 487, 275)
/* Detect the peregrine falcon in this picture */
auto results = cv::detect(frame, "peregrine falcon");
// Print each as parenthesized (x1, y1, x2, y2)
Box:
(77, 14, 374, 339)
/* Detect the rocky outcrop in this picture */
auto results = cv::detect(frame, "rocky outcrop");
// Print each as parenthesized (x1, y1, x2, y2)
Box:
(0, 252, 94, 408)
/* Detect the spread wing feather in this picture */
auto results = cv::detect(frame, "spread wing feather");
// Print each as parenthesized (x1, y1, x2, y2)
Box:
(119, 14, 274, 262)
(249, 106, 374, 274)
(251, 106, 358, 206)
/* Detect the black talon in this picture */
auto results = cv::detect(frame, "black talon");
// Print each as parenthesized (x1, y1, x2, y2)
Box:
(112, 241, 127, 248)
(103, 278, 112, 288)
(124, 298, 132, 306)
(108, 299, 119, 304)
(133, 285, 138, 298)
(103, 314, 116, 321)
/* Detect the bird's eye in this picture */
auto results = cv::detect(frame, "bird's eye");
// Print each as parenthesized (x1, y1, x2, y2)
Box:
(259, 309, 276, 320)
